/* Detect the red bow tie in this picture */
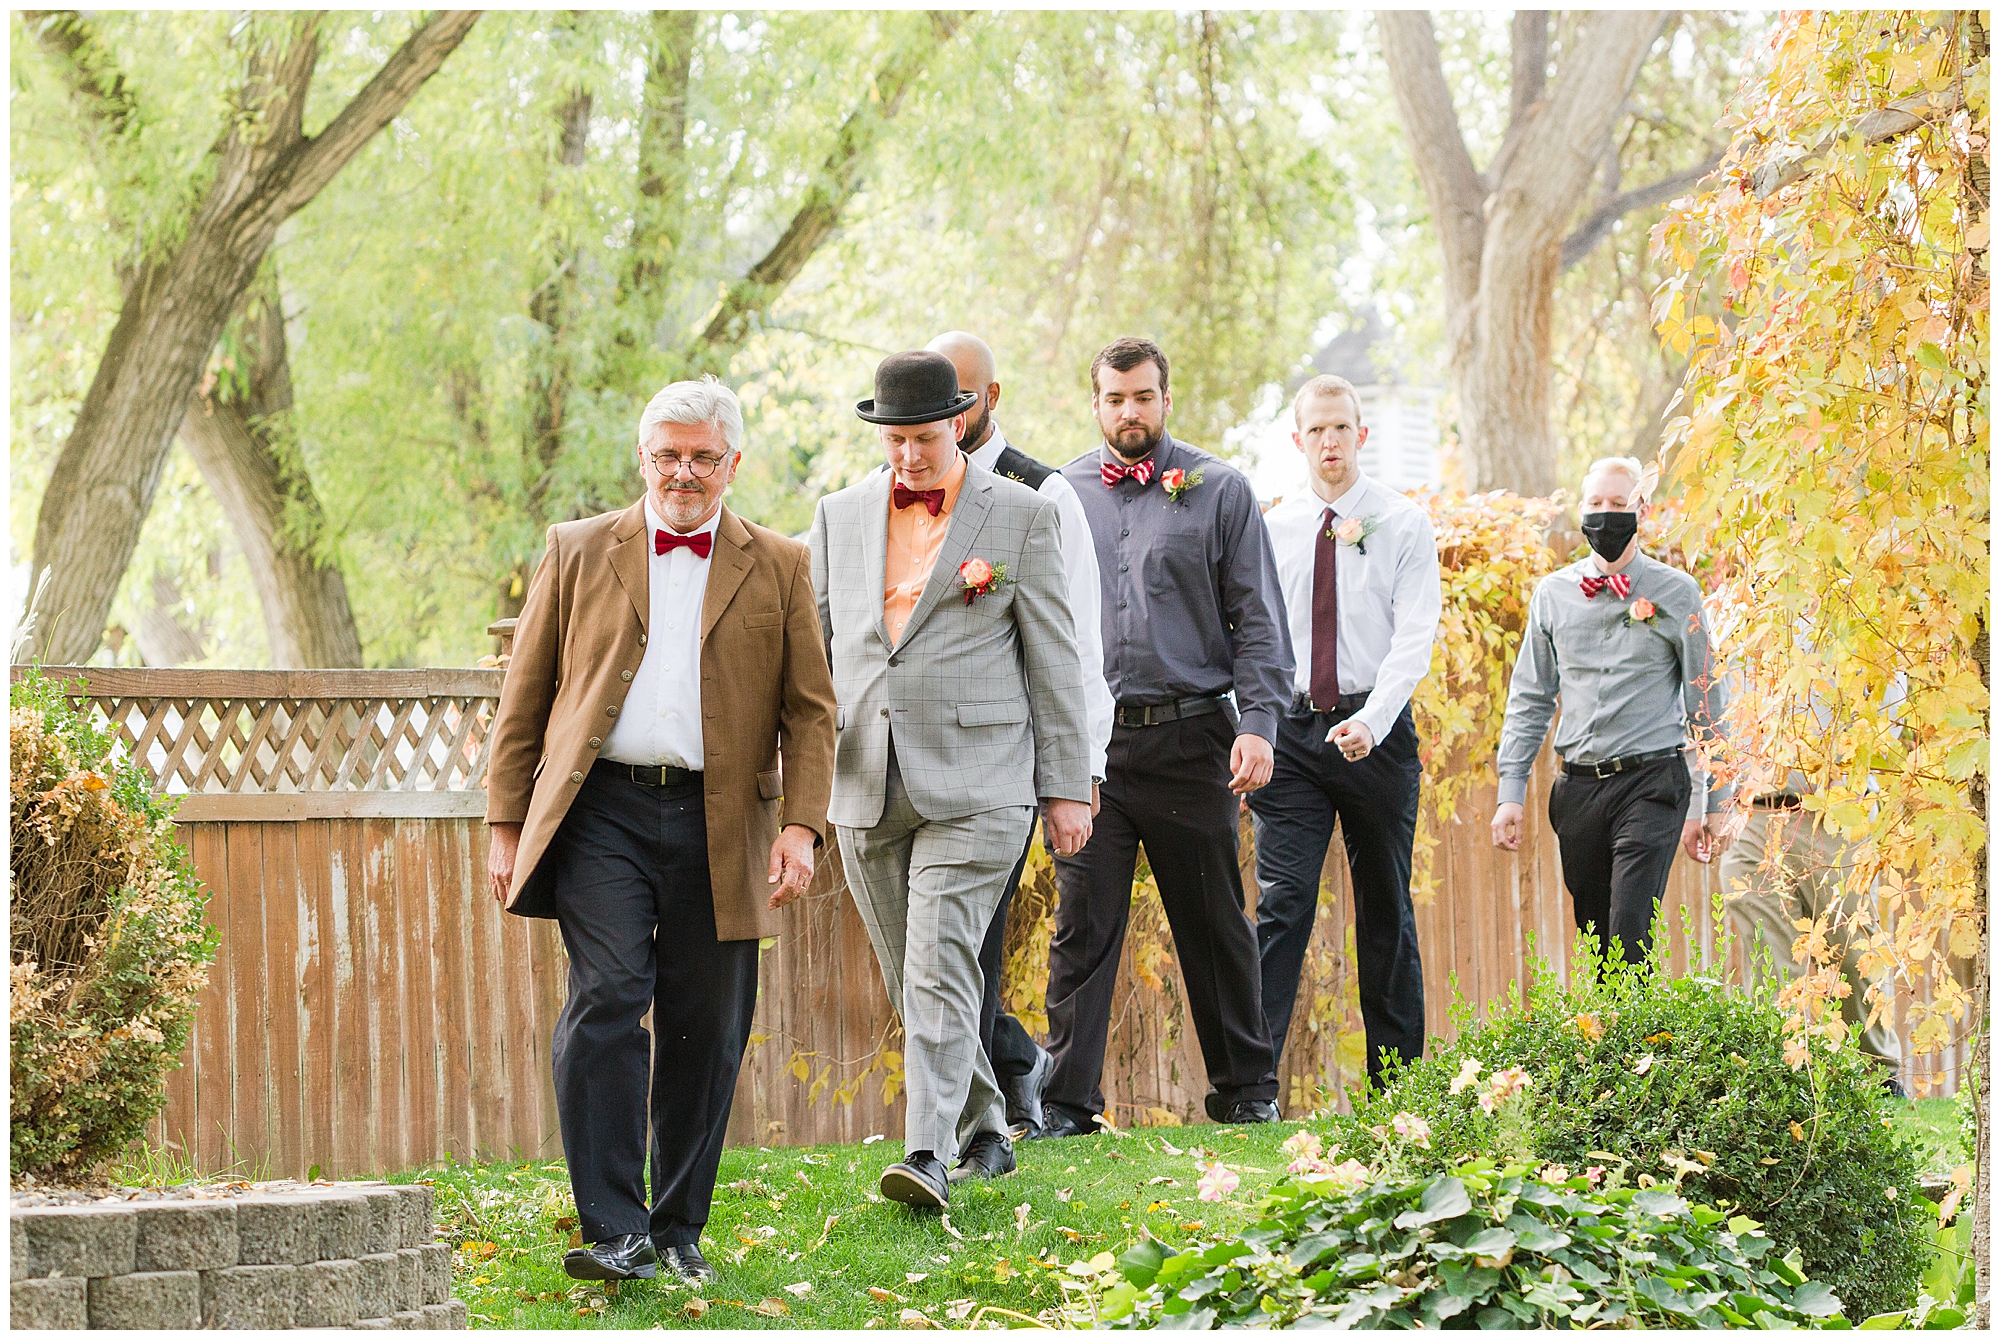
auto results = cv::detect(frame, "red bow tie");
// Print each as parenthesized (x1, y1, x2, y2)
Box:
(656, 529, 713, 559)
(892, 482, 947, 516)
(1580, 572, 1632, 599)
(1101, 457, 1157, 488)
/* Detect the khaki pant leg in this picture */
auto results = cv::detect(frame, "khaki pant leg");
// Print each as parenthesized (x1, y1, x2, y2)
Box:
(1721, 811, 1807, 996)
(1793, 819, 1903, 1067)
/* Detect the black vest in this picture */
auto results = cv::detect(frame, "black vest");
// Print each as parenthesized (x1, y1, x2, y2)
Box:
(992, 444, 1054, 490)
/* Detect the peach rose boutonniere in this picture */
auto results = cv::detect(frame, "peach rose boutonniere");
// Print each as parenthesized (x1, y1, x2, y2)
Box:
(1160, 467, 1204, 503)
(959, 557, 1011, 605)
(1329, 513, 1383, 555)
(1624, 597, 1658, 627)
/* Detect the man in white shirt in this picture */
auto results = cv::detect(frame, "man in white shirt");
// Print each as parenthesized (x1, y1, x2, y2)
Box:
(1253, 374, 1441, 1090)
(926, 330, 1114, 1141)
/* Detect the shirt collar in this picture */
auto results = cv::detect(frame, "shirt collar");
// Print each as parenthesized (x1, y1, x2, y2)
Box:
(967, 423, 1009, 472)
(645, 498, 723, 546)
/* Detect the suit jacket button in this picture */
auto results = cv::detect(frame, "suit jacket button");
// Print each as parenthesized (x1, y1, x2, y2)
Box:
(888, 657, 900, 668)
(621, 670, 634, 681)
(638, 633, 647, 645)
(606, 705, 620, 717)
(589, 737, 602, 748)
(880, 708, 890, 718)
(570, 771, 583, 783)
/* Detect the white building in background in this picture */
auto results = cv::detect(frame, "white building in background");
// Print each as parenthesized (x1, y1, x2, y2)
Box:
(1239, 307, 1447, 503)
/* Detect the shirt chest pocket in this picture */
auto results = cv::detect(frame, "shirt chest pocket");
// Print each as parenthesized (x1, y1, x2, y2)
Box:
(1142, 520, 1209, 595)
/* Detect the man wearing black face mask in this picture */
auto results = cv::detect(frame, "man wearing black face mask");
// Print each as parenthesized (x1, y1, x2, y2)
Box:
(1491, 457, 1735, 966)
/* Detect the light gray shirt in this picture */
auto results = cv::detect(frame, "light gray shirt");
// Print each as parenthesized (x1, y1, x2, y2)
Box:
(1496, 551, 1732, 816)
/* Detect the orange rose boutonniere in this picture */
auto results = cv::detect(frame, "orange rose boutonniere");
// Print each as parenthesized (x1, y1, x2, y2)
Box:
(960, 557, 1011, 605)
(1161, 467, 1204, 503)
(1624, 597, 1658, 627)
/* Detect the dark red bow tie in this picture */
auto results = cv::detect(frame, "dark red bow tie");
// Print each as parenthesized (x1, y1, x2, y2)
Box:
(1580, 572, 1632, 599)
(655, 529, 713, 559)
(1101, 457, 1157, 488)
(892, 482, 947, 517)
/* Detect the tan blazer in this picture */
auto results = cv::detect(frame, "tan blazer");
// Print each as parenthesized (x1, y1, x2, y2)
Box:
(486, 500, 837, 940)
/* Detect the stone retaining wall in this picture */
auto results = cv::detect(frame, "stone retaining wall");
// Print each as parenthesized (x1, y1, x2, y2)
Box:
(10, 1184, 467, 1330)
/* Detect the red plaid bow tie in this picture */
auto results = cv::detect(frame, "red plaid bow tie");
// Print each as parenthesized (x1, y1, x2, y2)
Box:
(892, 482, 947, 516)
(655, 529, 713, 559)
(1580, 572, 1632, 599)
(1101, 457, 1157, 488)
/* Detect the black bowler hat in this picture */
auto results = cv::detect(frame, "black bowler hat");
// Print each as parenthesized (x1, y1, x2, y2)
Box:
(856, 350, 979, 425)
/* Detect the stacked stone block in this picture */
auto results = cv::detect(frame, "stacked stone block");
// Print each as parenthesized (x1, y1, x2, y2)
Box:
(10, 1184, 465, 1330)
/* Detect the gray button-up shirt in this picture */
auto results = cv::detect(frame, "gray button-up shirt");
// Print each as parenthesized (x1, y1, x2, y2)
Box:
(1060, 435, 1294, 743)
(1496, 552, 1732, 815)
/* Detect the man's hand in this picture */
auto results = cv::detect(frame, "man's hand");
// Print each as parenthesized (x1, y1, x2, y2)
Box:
(487, 823, 523, 905)
(767, 824, 818, 909)
(1043, 798, 1094, 857)
(1328, 718, 1375, 761)
(1682, 810, 1742, 864)
(1491, 802, 1524, 851)
(1229, 733, 1275, 795)
(1091, 781, 1102, 818)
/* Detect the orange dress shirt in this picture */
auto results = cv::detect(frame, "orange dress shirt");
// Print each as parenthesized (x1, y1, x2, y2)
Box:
(884, 454, 968, 646)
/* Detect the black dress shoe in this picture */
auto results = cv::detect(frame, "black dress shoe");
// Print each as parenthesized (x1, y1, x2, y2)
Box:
(1035, 1103, 1098, 1139)
(1005, 1045, 1055, 1137)
(563, 1232, 658, 1281)
(1223, 1098, 1281, 1124)
(947, 1130, 1018, 1184)
(881, 1151, 951, 1208)
(1203, 1091, 1227, 1123)
(659, 1242, 716, 1284)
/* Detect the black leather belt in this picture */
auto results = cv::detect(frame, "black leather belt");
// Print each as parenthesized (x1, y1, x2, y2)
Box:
(1751, 794, 1803, 810)
(594, 759, 701, 789)
(1113, 696, 1226, 728)
(1558, 747, 1685, 780)
(1293, 690, 1372, 716)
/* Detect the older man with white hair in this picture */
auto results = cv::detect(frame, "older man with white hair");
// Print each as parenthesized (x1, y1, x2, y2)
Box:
(486, 376, 836, 1284)
(1491, 455, 1734, 966)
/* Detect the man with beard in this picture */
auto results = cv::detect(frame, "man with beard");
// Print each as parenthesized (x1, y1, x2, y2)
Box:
(924, 330, 1113, 1143)
(1040, 336, 1294, 1137)
(486, 377, 836, 1283)
(1492, 455, 1735, 966)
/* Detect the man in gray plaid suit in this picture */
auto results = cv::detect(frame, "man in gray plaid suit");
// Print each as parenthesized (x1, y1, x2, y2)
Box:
(810, 350, 1095, 1209)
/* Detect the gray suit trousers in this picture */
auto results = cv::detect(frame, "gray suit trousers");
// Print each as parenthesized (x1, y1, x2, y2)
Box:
(840, 745, 1034, 1162)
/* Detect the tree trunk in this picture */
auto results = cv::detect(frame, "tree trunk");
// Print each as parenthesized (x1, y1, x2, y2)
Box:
(21, 11, 480, 664)
(133, 567, 209, 667)
(178, 265, 365, 668)
(1378, 10, 1681, 496)
(1973, 608, 1990, 1326)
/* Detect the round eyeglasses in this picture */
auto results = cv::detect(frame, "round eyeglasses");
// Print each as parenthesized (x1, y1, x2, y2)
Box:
(646, 450, 728, 479)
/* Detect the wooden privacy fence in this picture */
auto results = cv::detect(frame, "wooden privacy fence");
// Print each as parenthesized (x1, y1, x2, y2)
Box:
(20, 665, 1963, 1182)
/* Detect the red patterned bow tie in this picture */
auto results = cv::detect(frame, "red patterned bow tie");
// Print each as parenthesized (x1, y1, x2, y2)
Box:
(1580, 572, 1632, 599)
(656, 529, 713, 559)
(1101, 457, 1157, 488)
(892, 482, 947, 516)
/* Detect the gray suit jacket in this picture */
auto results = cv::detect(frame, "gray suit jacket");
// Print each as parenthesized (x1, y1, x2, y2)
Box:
(809, 457, 1092, 829)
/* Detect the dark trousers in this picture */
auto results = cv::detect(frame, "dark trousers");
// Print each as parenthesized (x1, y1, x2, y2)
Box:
(548, 764, 758, 1248)
(1044, 711, 1277, 1120)
(1248, 701, 1425, 1085)
(1546, 755, 1691, 965)
(976, 825, 1046, 1088)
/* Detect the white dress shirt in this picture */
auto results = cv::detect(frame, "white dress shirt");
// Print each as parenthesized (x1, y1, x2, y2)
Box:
(599, 500, 718, 770)
(970, 424, 1114, 781)
(1263, 472, 1442, 743)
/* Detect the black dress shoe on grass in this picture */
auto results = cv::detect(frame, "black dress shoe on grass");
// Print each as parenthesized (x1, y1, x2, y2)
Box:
(659, 1242, 716, 1283)
(1203, 1091, 1227, 1123)
(1223, 1099, 1281, 1124)
(563, 1232, 658, 1281)
(948, 1131, 1018, 1184)
(1035, 1103, 1098, 1139)
(1005, 1045, 1056, 1138)
(881, 1151, 951, 1208)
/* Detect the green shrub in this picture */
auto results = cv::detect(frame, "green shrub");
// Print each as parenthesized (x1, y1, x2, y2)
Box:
(1094, 1155, 1847, 1329)
(10, 671, 217, 1179)
(1328, 942, 1927, 1321)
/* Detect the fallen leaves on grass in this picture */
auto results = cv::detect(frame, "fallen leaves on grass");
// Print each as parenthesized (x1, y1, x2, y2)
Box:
(945, 1298, 976, 1320)
(457, 1241, 499, 1260)
(867, 1286, 907, 1304)
(683, 1298, 710, 1320)
(940, 1212, 963, 1240)
(752, 1297, 791, 1317)
(1056, 1187, 1072, 1202)
(1013, 1203, 1031, 1233)
(899, 1306, 933, 1328)
(784, 1281, 813, 1297)
(863, 1134, 886, 1144)
(905, 1272, 928, 1284)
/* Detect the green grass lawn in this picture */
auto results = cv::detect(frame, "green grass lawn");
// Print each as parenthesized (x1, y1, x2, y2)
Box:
(381, 1097, 1967, 1330)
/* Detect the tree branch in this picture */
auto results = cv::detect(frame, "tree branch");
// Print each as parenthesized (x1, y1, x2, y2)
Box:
(622, 9, 697, 308)
(1376, 10, 1487, 288)
(1750, 85, 1969, 199)
(23, 10, 141, 137)
(696, 11, 967, 351)
(1507, 12, 1549, 137)
(1560, 148, 1724, 269)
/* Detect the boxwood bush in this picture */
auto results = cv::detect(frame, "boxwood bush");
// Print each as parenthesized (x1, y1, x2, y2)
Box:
(1095, 1156, 1847, 1329)
(1328, 943, 1926, 1321)
(10, 671, 216, 1179)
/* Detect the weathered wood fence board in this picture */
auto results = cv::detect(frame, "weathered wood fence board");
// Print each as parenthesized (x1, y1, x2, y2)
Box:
(17, 666, 1960, 1182)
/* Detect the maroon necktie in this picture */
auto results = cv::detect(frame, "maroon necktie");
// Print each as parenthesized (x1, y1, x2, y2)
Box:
(892, 482, 947, 516)
(1311, 508, 1340, 709)
(655, 530, 713, 559)
(1101, 457, 1157, 488)
(1579, 572, 1631, 599)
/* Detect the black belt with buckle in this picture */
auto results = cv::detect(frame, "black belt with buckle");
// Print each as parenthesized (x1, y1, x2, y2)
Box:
(595, 759, 701, 789)
(1293, 690, 1372, 716)
(1751, 793, 1803, 810)
(1113, 696, 1226, 729)
(1558, 747, 1685, 780)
